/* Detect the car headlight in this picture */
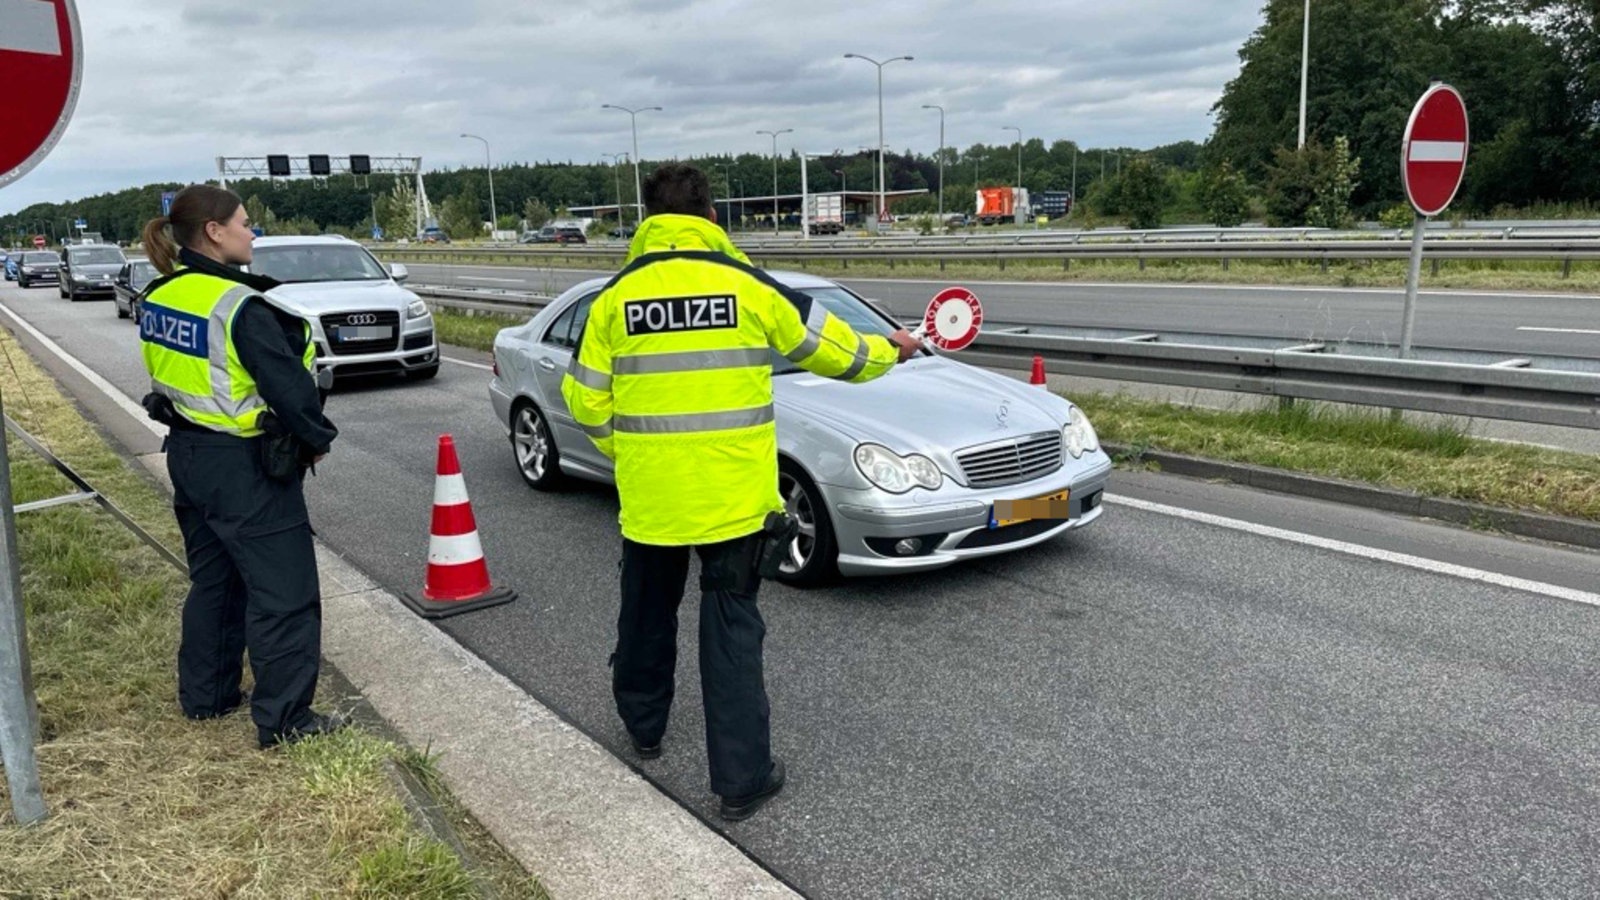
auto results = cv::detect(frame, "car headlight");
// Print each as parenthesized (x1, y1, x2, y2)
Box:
(854, 443, 942, 493)
(1063, 406, 1099, 459)
(407, 299, 429, 319)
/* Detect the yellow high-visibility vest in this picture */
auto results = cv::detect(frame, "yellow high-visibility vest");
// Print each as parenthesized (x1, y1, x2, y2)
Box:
(140, 269, 314, 437)
(562, 214, 898, 545)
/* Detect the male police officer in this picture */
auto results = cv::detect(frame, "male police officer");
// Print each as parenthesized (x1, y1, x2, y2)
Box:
(562, 163, 919, 821)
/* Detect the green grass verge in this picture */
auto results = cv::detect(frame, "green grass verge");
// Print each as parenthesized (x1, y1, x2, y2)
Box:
(1076, 392, 1600, 522)
(386, 249, 1600, 293)
(433, 308, 526, 354)
(0, 330, 547, 898)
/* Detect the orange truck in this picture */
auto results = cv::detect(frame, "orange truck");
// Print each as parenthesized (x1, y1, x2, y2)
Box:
(975, 187, 1029, 225)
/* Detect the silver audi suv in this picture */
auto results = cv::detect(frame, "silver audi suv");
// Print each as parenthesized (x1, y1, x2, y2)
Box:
(244, 235, 438, 381)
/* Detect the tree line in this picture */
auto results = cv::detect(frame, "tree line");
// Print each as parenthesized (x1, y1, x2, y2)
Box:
(4, 0, 1594, 242)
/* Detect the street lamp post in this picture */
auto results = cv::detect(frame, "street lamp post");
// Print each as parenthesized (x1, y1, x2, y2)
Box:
(1003, 125, 1022, 189)
(1298, 0, 1311, 149)
(714, 163, 734, 230)
(602, 153, 628, 228)
(756, 128, 793, 234)
(601, 103, 662, 224)
(922, 104, 945, 219)
(460, 133, 497, 236)
(844, 53, 913, 230)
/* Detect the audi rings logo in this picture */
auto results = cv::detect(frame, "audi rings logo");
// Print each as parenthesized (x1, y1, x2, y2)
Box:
(345, 313, 379, 325)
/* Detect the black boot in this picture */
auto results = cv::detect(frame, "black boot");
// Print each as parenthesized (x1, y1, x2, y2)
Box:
(258, 711, 348, 749)
(719, 758, 785, 822)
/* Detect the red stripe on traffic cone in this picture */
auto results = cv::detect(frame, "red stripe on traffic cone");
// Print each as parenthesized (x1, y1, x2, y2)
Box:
(401, 435, 517, 619)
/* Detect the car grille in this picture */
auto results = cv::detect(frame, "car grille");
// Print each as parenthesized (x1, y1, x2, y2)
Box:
(321, 310, 399, 356)
(954, 431, 1063, 488)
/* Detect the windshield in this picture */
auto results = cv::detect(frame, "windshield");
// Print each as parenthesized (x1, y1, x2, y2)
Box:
(23, 252, 56, 264)
(69, 247, 125, 265)
(248, 244, 388, 283)
(129, 261, 157, 287)
(772, 285, 901, 374)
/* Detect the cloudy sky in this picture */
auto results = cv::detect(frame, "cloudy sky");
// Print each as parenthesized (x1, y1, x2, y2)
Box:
(3, 0, 1264, 214)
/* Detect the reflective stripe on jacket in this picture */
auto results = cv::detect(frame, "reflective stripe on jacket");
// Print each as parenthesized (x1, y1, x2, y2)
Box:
(140, 268, 314, 437)
(561, 213, 898, 546)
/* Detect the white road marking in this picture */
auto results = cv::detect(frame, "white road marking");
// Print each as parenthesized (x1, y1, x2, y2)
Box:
(442, 356, 492, 371)
(1516, 326, 1600, 335)
(1407, 140, 1467, 163)
(0, 0, 61, 56)
(458, 276, 525, 284)
(1106, 494, 1600, 608)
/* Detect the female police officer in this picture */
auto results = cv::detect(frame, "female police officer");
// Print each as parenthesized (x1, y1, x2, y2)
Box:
(139, 185, 341, 748)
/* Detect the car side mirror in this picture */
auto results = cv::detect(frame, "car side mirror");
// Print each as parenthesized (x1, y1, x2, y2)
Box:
(388, 262, 409, 283)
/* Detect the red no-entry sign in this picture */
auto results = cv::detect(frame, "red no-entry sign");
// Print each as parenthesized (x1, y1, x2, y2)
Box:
(1402, 84, 1469, 218)
(0, 0, 81, 188)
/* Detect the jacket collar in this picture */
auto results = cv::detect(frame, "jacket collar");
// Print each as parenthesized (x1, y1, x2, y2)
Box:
(178, 247, 281, 293)
(624, 214, 751, 265)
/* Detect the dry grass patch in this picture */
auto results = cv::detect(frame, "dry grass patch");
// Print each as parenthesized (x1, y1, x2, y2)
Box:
(0, 329, 545, 898)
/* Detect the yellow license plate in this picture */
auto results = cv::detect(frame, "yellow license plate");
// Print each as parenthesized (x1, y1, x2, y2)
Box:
(990, 490, 1070, 529)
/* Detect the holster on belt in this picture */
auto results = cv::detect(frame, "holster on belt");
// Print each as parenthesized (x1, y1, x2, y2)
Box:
(757, 511, 801, 580)
(256, 411, 306, 482)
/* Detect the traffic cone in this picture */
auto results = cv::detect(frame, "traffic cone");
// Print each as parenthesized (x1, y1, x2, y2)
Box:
(401, 435, 517, 619)
(1029, 354, 1048, 387)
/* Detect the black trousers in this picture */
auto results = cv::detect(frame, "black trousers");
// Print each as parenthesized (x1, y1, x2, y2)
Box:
(166, 429, 322, 740)
(616, 534, 773, 798)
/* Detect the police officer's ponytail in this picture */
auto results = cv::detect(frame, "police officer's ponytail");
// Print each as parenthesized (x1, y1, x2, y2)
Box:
(141, 185, 243, 275)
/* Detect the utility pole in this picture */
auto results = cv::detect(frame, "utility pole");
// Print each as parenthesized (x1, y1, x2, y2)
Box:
(602, 104, 663, 223)
(602, 153, 628, 229)
(756, 128, 793, 234)
(922, 104, 945, 219)
(459, 134, 497, 235)
(844, 53, 913, 230)
(1299, 0, 1311, 149)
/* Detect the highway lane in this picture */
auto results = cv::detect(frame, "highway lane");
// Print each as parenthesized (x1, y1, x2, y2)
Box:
(403, 262, 1600, 360)
(4, 284, 1599, 897)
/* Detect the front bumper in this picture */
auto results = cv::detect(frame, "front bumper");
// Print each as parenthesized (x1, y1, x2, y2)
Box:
(822, 451, 1114, 576)
(311, 314, 438, 377)
(20, 271, 57, 284)
(67, 279, 115, 296)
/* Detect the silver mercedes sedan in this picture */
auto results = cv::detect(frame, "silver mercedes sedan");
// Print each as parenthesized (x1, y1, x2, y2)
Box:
(488, 271, 1112, 585)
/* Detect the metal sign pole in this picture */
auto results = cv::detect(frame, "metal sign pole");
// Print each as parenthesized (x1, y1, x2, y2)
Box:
(1398, 213, 1427, 359)
(0, 392, 46, 826)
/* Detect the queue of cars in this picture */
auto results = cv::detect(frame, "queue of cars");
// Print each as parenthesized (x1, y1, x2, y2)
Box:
(6, 236, 437, 384)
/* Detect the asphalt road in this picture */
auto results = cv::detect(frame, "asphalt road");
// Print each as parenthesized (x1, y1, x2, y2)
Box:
(4, 283, 1599, 898)
(404, 262, 1600, 361)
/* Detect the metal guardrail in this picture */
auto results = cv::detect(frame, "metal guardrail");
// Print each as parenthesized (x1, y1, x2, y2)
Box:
(381, 237, 1600, 274)
(413, 285, 1600, 430)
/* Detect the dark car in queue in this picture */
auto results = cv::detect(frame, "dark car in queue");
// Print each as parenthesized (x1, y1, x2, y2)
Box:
(58, 244, 128, 301)
(113, 258, 159, 321)
(16, 251, 60, 288)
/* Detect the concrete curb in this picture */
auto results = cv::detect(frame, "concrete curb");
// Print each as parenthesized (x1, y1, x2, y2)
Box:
(315, 549, 800, 900)
(1105, 442, 1600, 551)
